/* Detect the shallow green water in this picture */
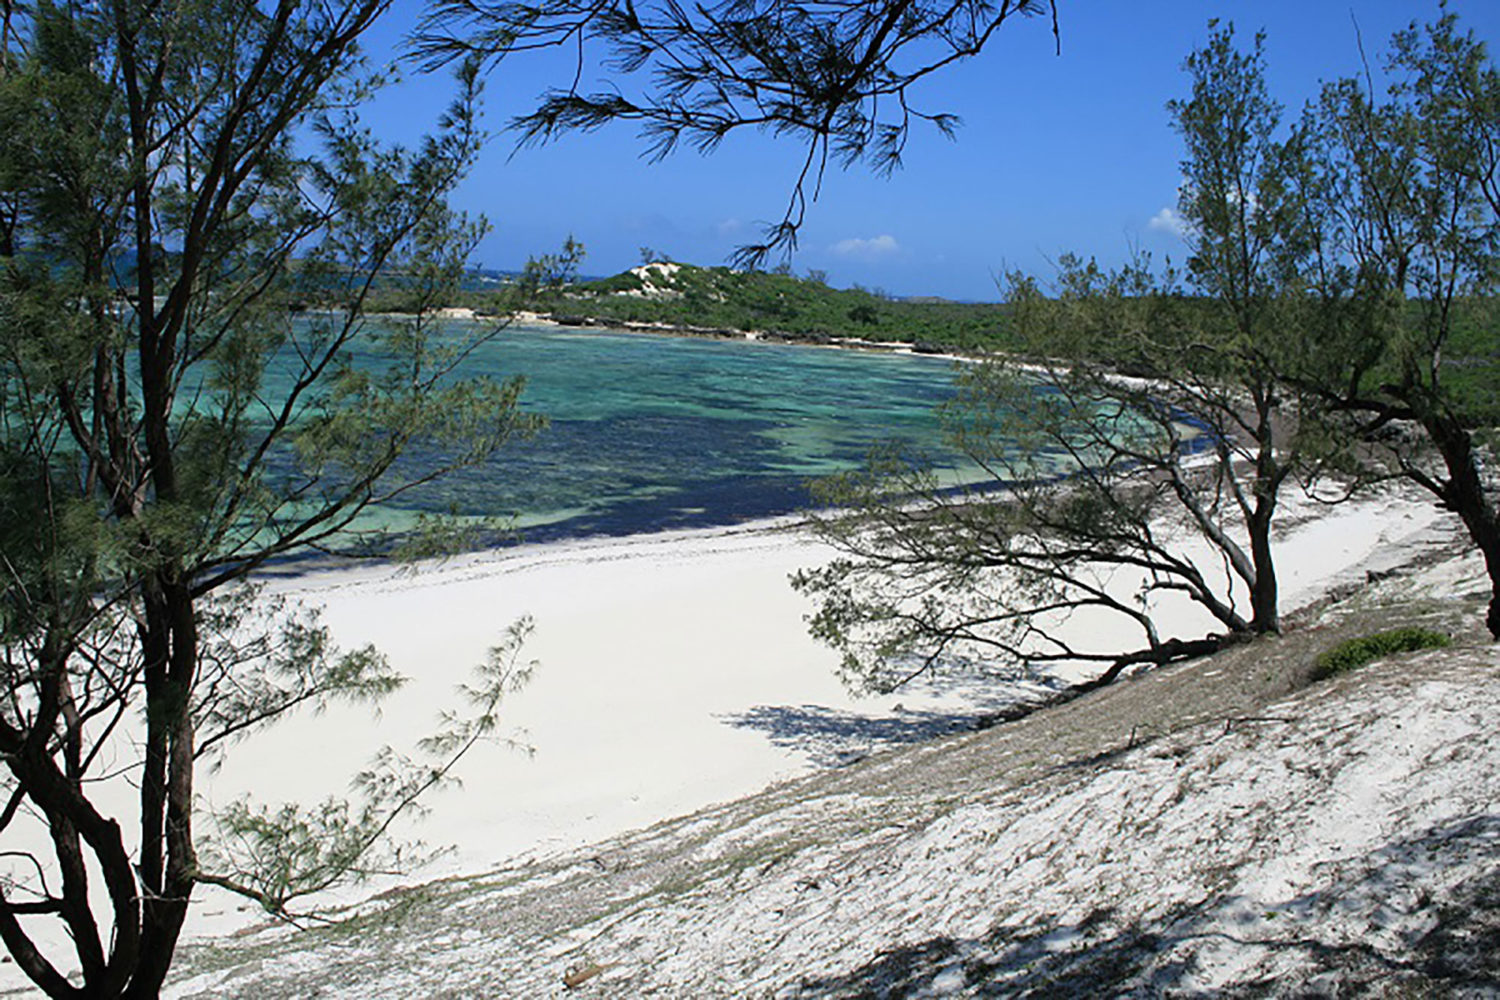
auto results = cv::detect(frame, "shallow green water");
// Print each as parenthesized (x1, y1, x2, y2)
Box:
(359, 321, 974, 544)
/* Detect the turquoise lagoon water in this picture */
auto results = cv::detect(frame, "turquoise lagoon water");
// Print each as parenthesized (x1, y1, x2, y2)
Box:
(356, 321, 974, 546)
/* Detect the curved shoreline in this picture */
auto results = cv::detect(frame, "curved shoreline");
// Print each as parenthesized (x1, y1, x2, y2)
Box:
(493, 307, 981, 359)
(255, 510, 817, 593)
(155, 481, 1479, 999)
(170, 528, 1496, 997)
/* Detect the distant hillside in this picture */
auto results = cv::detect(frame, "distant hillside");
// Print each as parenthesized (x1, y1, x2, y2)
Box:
(439, 259, 1497, 425)
(475, 261, 1015, 352)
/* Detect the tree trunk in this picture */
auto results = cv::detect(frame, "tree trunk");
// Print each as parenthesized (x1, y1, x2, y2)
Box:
(1422, 409, 1500, 640)
(127, 577, 198, 998)
(1247, 389, 1283, 635)
(972, 632, 1248, 730)
(1248, 513, 1280, 634)
(0, 738, 141, 998)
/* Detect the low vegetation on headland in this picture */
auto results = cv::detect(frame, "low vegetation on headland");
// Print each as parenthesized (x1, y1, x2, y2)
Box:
(359, 257, 1013, 351)
(363, 256, 1500, 430)
(513, 261, 1015, 350)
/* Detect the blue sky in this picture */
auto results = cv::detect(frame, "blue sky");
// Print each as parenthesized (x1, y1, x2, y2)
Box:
(360, 1, 1500, 301)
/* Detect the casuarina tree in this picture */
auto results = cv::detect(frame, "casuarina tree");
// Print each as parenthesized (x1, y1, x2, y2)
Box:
(0, 1, 543, 994)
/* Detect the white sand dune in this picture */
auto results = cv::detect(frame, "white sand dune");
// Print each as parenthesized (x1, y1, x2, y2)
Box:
(182, 486, 1452, 937)
(0, 484, 1472, 997)
(160, 487, 1496, 998)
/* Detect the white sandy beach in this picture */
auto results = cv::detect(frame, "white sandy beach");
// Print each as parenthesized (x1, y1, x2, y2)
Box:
(180, 485, 1455, 940)
(152, 478, 1499, 999)
(0, 482, 1475, 997)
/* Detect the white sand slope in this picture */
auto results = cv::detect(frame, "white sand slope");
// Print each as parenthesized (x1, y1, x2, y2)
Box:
(0, 484, 1478, 997)
(178, 487, 1451, 933)
(162, 508, 1498, 997)
(190, 518, 1048, 928)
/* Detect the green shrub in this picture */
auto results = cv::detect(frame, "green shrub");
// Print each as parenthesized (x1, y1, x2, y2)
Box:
(1312, 627, 1452, 681)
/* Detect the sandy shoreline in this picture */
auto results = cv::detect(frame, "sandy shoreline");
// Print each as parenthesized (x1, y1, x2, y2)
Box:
(157, 482, 1497, 998)
(173, 486, 1456, 937)
(0, 481, 1469, 995)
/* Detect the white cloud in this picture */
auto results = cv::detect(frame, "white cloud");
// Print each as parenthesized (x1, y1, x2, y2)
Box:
(715, 217, 744, 237)
(831, 234, 900, 259)
(1148, 207, 1189, 239)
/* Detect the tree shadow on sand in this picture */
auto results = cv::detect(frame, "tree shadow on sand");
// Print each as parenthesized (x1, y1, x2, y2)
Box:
(716, 704, 999, 767)
(779, 814, 1500, 997)
(719, 665, 1063, 767)
(718, 686, 1067, 768)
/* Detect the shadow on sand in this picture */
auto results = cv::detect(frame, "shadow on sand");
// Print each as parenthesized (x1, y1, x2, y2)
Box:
(717, 703, 1026, 767)
(718, 664, 1068, 767)
(776, 814, 1500, 997)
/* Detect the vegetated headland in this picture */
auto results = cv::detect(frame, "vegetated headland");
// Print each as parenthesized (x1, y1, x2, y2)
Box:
(368, 260, 1011, 352)
(369, 260, 1500, 426)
